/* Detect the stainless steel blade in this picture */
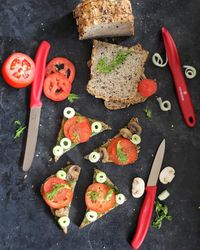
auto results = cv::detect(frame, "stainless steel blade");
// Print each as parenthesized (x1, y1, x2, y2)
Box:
(22, 107, 41, 171)
(147, 139, 166, 186)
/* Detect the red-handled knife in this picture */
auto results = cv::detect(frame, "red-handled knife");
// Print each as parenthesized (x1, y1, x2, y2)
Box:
(131, 139, 166, 249)
(22, 41, 51, 171)
(162, 27, 196, 128)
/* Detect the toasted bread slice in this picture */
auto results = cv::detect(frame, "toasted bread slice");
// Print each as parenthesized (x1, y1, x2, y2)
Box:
(53, 107, 111, 162)
(85, 117, 142, 165)
(41, 165, 81, 234)
(73, 0, 134, 40)
(87, 40, 149, 104)
(80, 168, 126, 228)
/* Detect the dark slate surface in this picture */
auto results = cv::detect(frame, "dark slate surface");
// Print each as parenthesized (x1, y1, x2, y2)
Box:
(0, 0, 200, 249)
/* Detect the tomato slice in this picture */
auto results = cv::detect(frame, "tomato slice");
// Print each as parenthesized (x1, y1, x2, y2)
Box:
(46, 57, 76, 83)
(85, 183, 116, 213)
(42, 177, 73, 209)
(2, 52, 35, 88)
(43, 72, 72, 101)
(63, 116, 91, 143)
(138, 79, 157, 97)
(107, 137, 138, 166)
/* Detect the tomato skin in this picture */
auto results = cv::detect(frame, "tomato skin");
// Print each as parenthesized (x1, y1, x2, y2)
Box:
(85, 183, 116, 213)
(41, 176, 73, 209)
(2, 52, 35, 88)
(46, 57, 76, 83)
(63, 116, 91, 143)
(43, 72, 72, 101)
(107, 137, 138, 166)
(138, 79, 157, 97)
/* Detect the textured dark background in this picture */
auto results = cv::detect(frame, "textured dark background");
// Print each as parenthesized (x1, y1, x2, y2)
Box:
(0, 0, 200, 249)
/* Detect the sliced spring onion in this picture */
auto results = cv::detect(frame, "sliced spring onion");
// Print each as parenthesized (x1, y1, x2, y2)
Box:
(56, 170, 67, 180)
(58, 216, 70, 228)
(63, 107, 75, 119)
(116, 193, 126, 205)
(86, 211, 98, 222)
(157, 97, 171, 111)
(91, 121, 102, 133)
(158, 190, 170, 201)
(60, 138, 72, 150)
(152, 53, 168, 67)
(96, 172, 107, 183)
(88, 152, 101, 163)
(53, 146, 64, 157)
(131, 134, 141, 145)
(183, 65, 197, 79)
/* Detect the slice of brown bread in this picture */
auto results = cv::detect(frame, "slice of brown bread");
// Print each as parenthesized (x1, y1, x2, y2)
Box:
(73, 0, 134, 40)
(104, 92, 147, 110)
(86, 40, 149, 103)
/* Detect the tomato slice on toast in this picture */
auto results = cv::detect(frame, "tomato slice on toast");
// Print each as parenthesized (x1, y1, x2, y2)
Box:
(63, 116, 91, 143)
(85, 183, 116, 213)
(107, 137, 138, 165)
(42, 177, 73, 209)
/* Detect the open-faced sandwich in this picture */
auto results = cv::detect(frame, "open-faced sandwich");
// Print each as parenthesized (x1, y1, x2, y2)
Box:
(52, 107, 111, 161)
(80, 168, 126, 228)
(86, 40, 157, 110)
(73, 0, 134, 40)
(41, 165, 81, 234)
(85, 117, 142, 166)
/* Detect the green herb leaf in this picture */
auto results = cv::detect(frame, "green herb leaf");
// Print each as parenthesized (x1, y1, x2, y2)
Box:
(144, 108, 152, 118)
(46, 183, 70, 201)
(87, 191, 99, 201)
(117, 142, 128, 163)
(105, 189, 114, 201)
(96, 50, 131, 73)
(14, 120, 26, 139)
(68, 93, 79, 103)
(14, 120, 21, 126)
(152, 200, 172, 229)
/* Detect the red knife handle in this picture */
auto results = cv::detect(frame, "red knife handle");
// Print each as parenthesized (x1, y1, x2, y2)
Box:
(30, 41, 51, 108)
(162, 27, 196, 128)
(172, 68, 196, 127)
(131, 186, 157, 250)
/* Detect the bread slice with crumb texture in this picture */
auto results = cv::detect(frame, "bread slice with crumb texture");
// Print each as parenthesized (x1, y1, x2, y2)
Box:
(87, 40, 149, 104)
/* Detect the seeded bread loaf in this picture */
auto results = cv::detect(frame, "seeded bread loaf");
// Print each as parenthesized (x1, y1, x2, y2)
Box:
(86, 40, 149, 104)
(73, 0, 134, 40)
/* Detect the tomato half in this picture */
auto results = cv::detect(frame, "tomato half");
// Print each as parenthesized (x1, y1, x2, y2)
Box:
(138, 79, 157, 97)
(63, 116, 91, 143)
(107, 137, 138, 166)
(42, 177, 73, 209)
(2, 52, 35, 88)
(85, 183, 116, 213)
(43, 72, 72, 101)
(46, 57, 76, 83)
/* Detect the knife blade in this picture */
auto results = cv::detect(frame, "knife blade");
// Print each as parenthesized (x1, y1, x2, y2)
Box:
(131, 139, 166, 249)
(162, 27, 196, 128)
(22, 41, 51, 171)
